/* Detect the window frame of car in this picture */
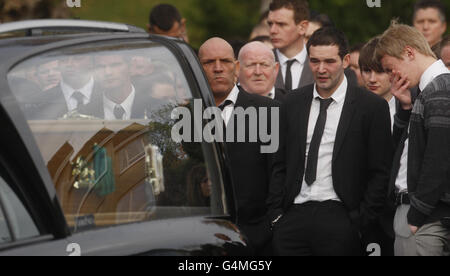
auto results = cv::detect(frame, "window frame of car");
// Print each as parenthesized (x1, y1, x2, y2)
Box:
(0, 32, 238, 253)
(0, 102, 66, 251)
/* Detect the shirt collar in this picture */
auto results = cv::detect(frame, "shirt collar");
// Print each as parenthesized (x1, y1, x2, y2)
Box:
(219, 85, 239, 106)
(277, 45, 307, 66)
(313, 76, 348, 105)
(388, 96, 396, 109)
(103, 85, 136, 119)
(61, 77, 94, 102)
(267, 87, 276, 99)
(419, 60, 450, 91)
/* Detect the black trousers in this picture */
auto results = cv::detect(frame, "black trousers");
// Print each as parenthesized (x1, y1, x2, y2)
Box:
(239, 217, 273, 256)
(272, 201, 363, 256)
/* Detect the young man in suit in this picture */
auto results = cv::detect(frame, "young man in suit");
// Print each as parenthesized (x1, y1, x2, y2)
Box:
(77, 54, 153, 120)
(267, 0, 312, 91)
(25, 55, 103, 120)
(268, 27, 393, 256)
(198, 37, 280, 255)
(238, 41, 286, 102)
(375, 21, 450, 256)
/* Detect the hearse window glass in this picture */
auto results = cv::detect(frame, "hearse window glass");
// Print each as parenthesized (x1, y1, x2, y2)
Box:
(0, 174, 39, 242)
(7, 40, 223, 233)
(0, 200, 11, 244)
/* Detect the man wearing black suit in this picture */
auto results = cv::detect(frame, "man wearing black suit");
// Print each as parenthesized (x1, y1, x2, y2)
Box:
(26, 55, 100, 120)
(268, 0, 312, 91)
(268, 27, 393, 256)
(199, 37, 280, 255)
(238, 41, 286, 102)
(80, 54, 152, 120)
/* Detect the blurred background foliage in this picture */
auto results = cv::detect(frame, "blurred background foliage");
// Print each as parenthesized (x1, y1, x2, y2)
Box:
(1, 0, 449, 48)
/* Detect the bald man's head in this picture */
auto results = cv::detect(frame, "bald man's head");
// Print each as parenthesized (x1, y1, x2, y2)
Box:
(199, 38, 239, 104)
(238, 41, 279, 96)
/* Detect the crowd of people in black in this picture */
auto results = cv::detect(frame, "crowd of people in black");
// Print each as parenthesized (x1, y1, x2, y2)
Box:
(8, 0, 449, 256)
(153, 0, 450, 256)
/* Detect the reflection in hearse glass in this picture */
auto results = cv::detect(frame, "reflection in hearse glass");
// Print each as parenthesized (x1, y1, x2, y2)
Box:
(7, 40, 220, 233)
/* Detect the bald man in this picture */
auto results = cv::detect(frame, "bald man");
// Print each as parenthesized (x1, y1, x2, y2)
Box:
(199, 38, 280, 255)
(238, 41, 286, 102)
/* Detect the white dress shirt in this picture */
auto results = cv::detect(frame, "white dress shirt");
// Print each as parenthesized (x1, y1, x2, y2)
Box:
(395, 60, 450, 192)
(277, 45, 307, 90)
(388, 96, 396, 132)
(61, 77, 94, 111)
(294, 76, 348, 204)
(220, 85, 240, 126)
(267, 87, 276, 100)
(103, 85, 136, 120)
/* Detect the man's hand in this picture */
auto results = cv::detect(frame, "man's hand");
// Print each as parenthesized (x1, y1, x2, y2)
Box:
(409, 225, 419, 235)
(390, 70, 412, 110)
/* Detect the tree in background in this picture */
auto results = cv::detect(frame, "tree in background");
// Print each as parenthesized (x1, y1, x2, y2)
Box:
(0, 0, 71, 22)
(1, 0, 448, 48)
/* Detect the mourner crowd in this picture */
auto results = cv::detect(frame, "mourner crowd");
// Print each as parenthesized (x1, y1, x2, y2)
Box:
(21, 0, 449, 256)
(155, 0, 449, 256)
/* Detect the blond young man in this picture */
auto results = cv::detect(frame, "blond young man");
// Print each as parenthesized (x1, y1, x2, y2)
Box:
(375, 22, 450, 256)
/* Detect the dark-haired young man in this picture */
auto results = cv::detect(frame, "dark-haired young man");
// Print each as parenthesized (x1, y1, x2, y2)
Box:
(268, 0, 312, 91)
(147, 4, 189, 42)
(268, 27, 393, 256)
(359, 37, 396, 129)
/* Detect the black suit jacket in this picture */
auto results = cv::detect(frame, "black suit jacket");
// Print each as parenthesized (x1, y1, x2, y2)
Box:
(25, 81, 103, 120)
(225, 88, 280, 224)
(267, 83, 394, 230)
(224, 87, 280, 253)
(274, 88, 287, 102)
(273, 49, 314, 91)
(79, 88, 153, 119)
(273, 49, 358, 91)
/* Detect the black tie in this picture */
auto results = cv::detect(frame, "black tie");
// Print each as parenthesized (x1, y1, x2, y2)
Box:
(219, 100, 233, 111)
(285, 59, 296, 90)
(72, 91, 85, 109)
(305, 97, 334, 186)
(114, 105, 125, 119)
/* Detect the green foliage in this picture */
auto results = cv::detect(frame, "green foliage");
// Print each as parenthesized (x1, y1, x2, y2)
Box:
(309, 0, 418, 45)
(70, 0, 449, 48)
(185, 0, 261, 47)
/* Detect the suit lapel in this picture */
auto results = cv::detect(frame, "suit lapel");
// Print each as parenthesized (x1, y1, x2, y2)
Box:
(274, 49, 315, 90)
(333, 86, 358, 162)
(273, 50, 285, 90)
(299, 62, 314, 89)
(131, 90, 145, 119)
(297, 89, 313, 162)
(225, 88, 248, 143)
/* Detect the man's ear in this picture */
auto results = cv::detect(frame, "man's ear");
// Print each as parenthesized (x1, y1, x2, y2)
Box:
(342, 54, 351, 69)
(146, 23, 151, 33)
(180, 18, 189, 43)
(440, 22, 447, 37)
(274, 62, 280, 75)
(235, 60, 240, 79)
(404, 46, 415, 61)
(298, 20, 309, 36)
